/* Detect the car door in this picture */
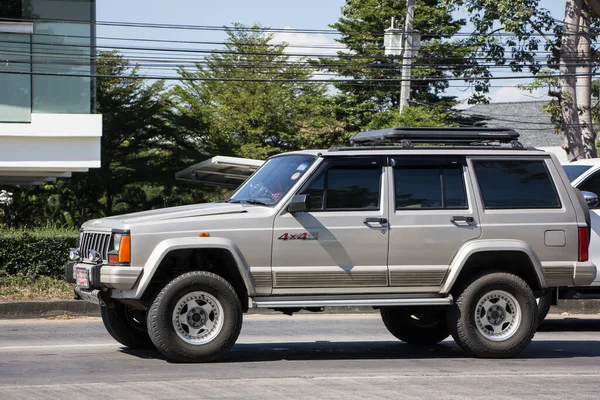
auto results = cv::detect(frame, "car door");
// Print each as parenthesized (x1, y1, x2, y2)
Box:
(387, 156, 481, 290)
(271, 156, 390, 294)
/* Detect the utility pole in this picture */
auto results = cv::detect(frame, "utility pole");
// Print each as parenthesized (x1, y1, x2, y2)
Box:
(399, 0, 415, 113)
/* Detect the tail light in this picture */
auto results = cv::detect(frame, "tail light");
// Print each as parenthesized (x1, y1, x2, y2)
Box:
(579, 227, 589, 262)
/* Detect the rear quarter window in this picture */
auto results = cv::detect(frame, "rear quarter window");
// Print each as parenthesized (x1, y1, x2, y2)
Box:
(472, 160, 561, 209)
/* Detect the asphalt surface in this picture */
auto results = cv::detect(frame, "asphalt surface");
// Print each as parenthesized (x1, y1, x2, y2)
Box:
(1, 314, 600, 399)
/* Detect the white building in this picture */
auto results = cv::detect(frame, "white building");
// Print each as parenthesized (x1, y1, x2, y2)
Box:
(0, 0, 101, 185)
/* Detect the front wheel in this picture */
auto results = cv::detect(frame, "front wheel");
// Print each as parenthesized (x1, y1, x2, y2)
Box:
(100, 302, 153, 349)
(381, 307, 450, 345)
(447, 272, 537, 358)
(148, 271, 243, 362)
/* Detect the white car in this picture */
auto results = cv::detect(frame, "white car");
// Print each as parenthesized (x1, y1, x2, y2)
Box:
(563, 159, 600, 286)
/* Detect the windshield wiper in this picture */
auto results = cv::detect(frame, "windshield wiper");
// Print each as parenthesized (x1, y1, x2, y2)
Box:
(242, 199, 271, 206)
(222, 199, 271, 206)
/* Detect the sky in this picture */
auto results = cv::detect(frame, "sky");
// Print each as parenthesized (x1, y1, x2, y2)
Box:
(96, 0, 572, 106)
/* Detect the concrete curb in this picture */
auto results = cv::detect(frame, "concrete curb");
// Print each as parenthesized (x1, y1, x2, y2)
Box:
(1, 299, 600, 319)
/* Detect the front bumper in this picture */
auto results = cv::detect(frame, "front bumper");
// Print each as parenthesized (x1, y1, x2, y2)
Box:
(65, 262, 143, 290)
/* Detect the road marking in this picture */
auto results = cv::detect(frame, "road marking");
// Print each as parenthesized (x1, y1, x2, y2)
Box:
(2, 372, 600, 389)
(0, 343, 118, 351)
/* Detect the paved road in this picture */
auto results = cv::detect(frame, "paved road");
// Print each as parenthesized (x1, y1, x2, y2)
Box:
(1, 314, 600, 399)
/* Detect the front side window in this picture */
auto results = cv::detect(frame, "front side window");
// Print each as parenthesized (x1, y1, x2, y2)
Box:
(473, 159, 560, 209)
(228, 155, 316, 206)
(300, 164, 381, 210)
(394, 165, 467, 210)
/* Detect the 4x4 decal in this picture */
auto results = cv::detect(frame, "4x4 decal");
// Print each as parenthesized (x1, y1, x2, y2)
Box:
(278, 232, 319, 241)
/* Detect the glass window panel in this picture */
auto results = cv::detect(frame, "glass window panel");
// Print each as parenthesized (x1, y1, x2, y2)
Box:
(27, 1, 94, 114)
(303, 173, 325, 210)
(325, 168, 381, 210)
(473, 160, 560, 209)
(32, 22, 92, 113)
(443, 167, 467, 208)
(395, 167, 442, 209)
(563, 165, 592, 182)
(27, 0, 93, 21)
(0, 32, 31, 122)
(0, 1, 23, 19)
(578, 172, 600, 197)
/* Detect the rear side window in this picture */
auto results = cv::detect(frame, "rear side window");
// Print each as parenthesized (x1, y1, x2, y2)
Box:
(473, 160, 560, 209)
(394, 165, 467, 209)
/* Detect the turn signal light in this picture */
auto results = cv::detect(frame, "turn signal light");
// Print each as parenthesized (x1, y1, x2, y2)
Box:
(119, 235, 131, 263)
(198, 232, 210, 237)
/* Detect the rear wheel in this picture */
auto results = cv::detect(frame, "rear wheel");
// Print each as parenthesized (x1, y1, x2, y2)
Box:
(536, 291, 552, 325)
(447, 272, 537, 358)
(380, 307, 450, 345)
(100, 302, 153, 349)
(148, 271, 243, 362)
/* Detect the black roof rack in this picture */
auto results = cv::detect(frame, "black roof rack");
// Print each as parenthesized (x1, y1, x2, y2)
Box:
(349, 127, 522, 147)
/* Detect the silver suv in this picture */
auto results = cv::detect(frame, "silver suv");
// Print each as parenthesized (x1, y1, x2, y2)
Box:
(66, 127, 596, 362)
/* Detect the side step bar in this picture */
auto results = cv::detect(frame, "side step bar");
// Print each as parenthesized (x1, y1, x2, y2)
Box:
(250, 294, 453, 308)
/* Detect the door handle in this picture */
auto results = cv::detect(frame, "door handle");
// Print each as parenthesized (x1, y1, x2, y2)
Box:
(451, 216, 474, 223)
(363, 217, 388, 225)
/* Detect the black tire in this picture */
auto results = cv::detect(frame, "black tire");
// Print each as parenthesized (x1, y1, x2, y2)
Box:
(147, 271, 243, 363)
(100, 302, 153, 349)
(447, 272, 537, 358)
(381, 307, 450, 345)
(537, 291, 552, 324)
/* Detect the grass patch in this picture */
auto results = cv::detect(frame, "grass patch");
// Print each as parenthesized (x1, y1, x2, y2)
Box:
(0, 275, 74, 301)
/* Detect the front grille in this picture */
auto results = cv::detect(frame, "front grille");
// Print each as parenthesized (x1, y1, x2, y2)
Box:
(79, 231, 111, 262)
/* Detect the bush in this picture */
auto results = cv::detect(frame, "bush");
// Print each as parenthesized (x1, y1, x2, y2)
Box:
(0, 228, 78, 279)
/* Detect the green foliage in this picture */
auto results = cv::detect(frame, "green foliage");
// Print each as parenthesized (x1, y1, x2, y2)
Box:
(173, 24, 346, 159)
(0, 228, 78, 279)
(313, 0, 467, 131)
(444, 0, 557, 103)
(368, 105, 459, 129)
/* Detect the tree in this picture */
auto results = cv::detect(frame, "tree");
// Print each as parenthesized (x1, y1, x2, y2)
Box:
(560, 0, 586, 158)
(313, 0, 468, 132)
(449, 0, 600, 158)
(172, 24, 345, 160)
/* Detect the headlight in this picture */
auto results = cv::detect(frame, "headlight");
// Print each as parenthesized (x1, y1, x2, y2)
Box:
(112, 233, 122, 252)
(108, 232, 131, 264)
(68, 248, 80, 261)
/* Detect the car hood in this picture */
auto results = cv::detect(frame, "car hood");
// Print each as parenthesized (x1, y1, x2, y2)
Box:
(82, 202, 250, 230)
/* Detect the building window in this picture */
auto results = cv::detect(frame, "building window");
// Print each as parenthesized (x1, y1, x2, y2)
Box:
(473, 160, 561, 209)
(0, 19, 32, 122)
(0, 1, 96, 120)
(29, 0, 95, 114)
(0, 1, 23, 19)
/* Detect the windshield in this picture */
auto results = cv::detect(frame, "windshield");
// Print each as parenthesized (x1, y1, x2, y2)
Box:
(563, 165, 592, 182)
(228, 155, 317, 206)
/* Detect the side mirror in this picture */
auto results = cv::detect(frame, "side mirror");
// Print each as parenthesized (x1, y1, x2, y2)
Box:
(582, 191, 599, 208)
(287, 194, 310, 213)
